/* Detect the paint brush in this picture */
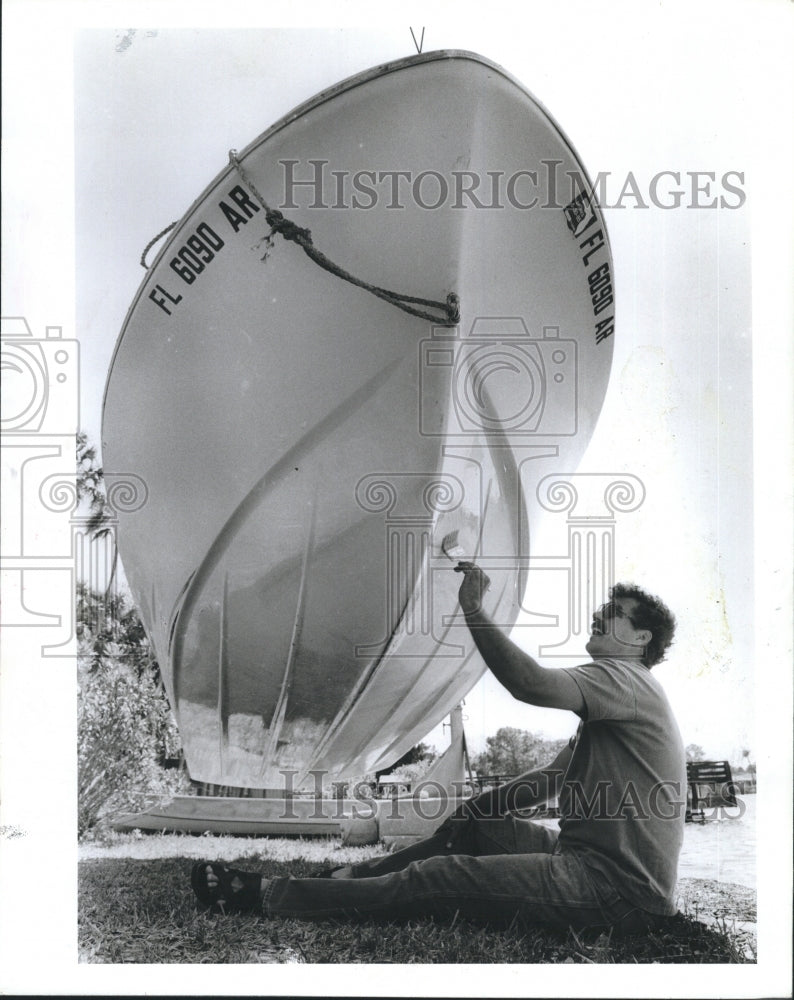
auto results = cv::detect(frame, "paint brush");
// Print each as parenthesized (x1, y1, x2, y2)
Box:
(440, 529, 466, 561)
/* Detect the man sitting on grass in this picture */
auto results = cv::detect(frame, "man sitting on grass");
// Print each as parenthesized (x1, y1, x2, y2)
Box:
(191, 565, 686, 935)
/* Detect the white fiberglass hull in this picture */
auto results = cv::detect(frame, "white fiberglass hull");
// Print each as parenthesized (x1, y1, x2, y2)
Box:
(103, 51, 614, 789)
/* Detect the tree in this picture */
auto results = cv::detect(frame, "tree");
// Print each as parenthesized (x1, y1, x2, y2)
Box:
(76, 429, 113, 537)
(77, 581, 158, 678)
(685, 743, 706, 762)
(472, 727, 569, 776)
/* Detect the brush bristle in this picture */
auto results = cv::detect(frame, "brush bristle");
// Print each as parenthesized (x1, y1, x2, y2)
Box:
(441, 529, 465, 559)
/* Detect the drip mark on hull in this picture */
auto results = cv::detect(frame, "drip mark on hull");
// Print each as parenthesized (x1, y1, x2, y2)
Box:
(261, 486, 318, 776)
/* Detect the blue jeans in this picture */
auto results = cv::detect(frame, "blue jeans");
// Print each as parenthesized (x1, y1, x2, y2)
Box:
(261, 813, 662, 933)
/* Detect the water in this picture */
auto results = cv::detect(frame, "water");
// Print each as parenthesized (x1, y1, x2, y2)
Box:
(677, 793, 755, 888)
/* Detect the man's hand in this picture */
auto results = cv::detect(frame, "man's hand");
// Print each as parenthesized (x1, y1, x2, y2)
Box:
(454, 561, 491, 616)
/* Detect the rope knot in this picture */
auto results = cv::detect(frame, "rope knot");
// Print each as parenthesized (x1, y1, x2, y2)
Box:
(265, 208, 312, 246)
(446, 292, 461, 325)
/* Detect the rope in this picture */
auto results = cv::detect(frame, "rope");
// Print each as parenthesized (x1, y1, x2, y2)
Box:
(228, 150, 460, 326)
(140, 221, 178, 269)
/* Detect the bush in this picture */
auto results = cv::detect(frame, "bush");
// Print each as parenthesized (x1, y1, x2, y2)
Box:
(75, 438, 189, 835)
(78, 655, 188, 836)
(77, 582, 188, 836)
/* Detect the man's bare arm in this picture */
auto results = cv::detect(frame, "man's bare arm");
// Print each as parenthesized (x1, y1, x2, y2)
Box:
(465, 606, 585, 710)
(456, 562, 584, 712)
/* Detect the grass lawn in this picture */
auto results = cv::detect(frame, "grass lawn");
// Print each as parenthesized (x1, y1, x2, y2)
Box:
(78, 833, 755, 964)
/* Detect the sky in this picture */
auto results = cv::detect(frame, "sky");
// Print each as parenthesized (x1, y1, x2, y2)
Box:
(2, 4, 793, 997)
(69, 24, 755, 760)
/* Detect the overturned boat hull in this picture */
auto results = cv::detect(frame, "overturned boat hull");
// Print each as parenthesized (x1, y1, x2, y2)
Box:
(103, 51, 614, 789)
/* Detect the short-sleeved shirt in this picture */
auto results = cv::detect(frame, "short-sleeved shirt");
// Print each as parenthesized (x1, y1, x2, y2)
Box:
(558, 658, 686, 914)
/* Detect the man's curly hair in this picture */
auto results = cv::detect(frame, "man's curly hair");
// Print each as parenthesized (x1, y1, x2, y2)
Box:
(611, 582, 676, 667)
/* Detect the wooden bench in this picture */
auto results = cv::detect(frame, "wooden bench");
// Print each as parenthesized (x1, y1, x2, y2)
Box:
(686, 760, 737, 822)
